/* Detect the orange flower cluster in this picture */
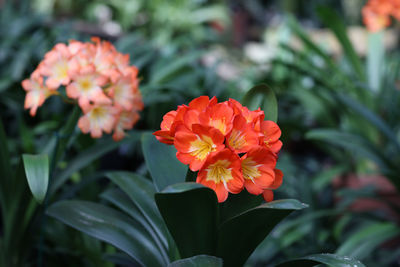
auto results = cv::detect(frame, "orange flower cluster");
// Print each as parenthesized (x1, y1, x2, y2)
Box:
(154, 96, 283, 203)
(22, 37, 143, 141)
(362, 0, 400, 32)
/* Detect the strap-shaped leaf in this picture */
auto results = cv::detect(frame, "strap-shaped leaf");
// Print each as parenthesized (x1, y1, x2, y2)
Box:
(242, 84, 278, 122)
(168, 255, 223, 267)
(155, 183, 218, 258)
(276, 253, 365, 267)
(0, 117, 11, 212)
(217, 199, 307, 267)
(50, 133, 140, 195)
(316, 7, 365, 81)
(336, 222, 400, 260)
(105, 172, 172, 254)
(22, 154, 49, 204)
(47, 200, 166, 267)
(100, 188, 170, 264)
(142, 133, 187, 191)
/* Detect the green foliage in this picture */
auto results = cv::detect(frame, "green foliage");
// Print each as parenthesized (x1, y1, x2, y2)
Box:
(276, 253, 366, 267)
(169, 255, 223, 267)
(142, 133, 188, 191)
(22, 154, 49, 203)
(242, 84, 278, 122)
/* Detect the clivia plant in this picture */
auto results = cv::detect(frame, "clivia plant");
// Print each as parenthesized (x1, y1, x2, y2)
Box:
(0, 34, 366, 266)
(42, 83, 364, 266)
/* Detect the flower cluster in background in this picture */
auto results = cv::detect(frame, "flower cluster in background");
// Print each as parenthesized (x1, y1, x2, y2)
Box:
(362, 0, 400, 32)
(154, 96, 283, 202)
(22, 37, 143, 141)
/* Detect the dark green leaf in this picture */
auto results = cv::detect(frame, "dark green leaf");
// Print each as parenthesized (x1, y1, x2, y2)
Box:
(105, 172, 172, 254)
(317, 7, 365, 81)
(0, 118, 11, 209)
(242, 84, 278, 122)
(22, 154, 49, 204)
(276, 253, 366, 267)
(100, 188, 170, 264)
(155, 183, 218, 258)
(217, 199, 307, 267)
(50, 133, 140, 195)
(306, 129, 392, 172)
(142, 133, 187, 191)
(219, 190, 263, 223)
(336, 93, 400, 152)
(47, 200, 166, 267)
(168, 255, 223, 267)
(336, 222, 400, 260)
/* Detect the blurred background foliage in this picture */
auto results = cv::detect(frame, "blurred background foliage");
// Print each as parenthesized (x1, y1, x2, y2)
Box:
(0, 0, 399, 266)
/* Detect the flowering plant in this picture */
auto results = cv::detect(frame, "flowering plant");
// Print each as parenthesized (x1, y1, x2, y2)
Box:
(154, 96, 283, 202)
(44, 85, 365, 267)
(22, 37, 143, 141)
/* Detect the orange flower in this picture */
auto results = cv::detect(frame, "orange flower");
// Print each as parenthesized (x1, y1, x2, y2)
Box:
(21, 71, 57, 116)
(108, 67, 142, 111)
(174, 124, 225, 171)
(241, 146, 277, 195)
(260, 120, 282, 153)
(262, 169, 284, 202)
(229, 98, 264, 126)
(39, 43, 73, 89)
(66, 67, 111, 110)
(78, 103, 118, 138)
(362, 0, 400, 32)
(226, 115, 259, 153)
(154, 95, 284, 202)
(199, 102, 234, 136)
(112, 110, 140, 141)
(197, 149, 243, 202)
(23, 37, 143, 141)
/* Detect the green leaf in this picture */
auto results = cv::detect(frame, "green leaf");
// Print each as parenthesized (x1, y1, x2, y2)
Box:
(168, 255, 223, 267)
(50, 133, 140, 195)
(306, 129, 392, 172)
(150, 51, 203, 84)
(276, 253, 366, 267)
(316, 7, 365, 81)
(47, 200, 167, 267)
(336, 222, 400, 260)
(155, 183, 218, 258)
(0, 117, 11, 210)
(242, 84, 278, 122)
(105, 172, 172, 254)
(100, 188, 171, 264)
(217, 199, 307, 267)
(286, 15, 334, 68)
(142, 133, 187, 191)
(22, 154, 49, 204)
(336, 93, 400, 152)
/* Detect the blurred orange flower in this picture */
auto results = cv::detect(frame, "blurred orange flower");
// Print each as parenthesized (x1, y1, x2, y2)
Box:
(362, 0, 400, 32)
(154, 96, 284, 202)
(22, 37, 143, 141)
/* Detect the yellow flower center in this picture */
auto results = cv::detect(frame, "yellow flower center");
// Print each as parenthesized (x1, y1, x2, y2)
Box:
(206, 160, 233, 184)
(54, 61, 68, 80)
(228, 129, 246, 150)
(211, 118, 226, 135)
(241, 157, 261, 180)
(78, 77, 94, 92)
(189, 135, 216, 160)
(90, 106, 107, 119)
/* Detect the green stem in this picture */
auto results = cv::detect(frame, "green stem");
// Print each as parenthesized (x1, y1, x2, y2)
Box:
(37, 106, 81, 267)
(51, 106, 81, 173)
